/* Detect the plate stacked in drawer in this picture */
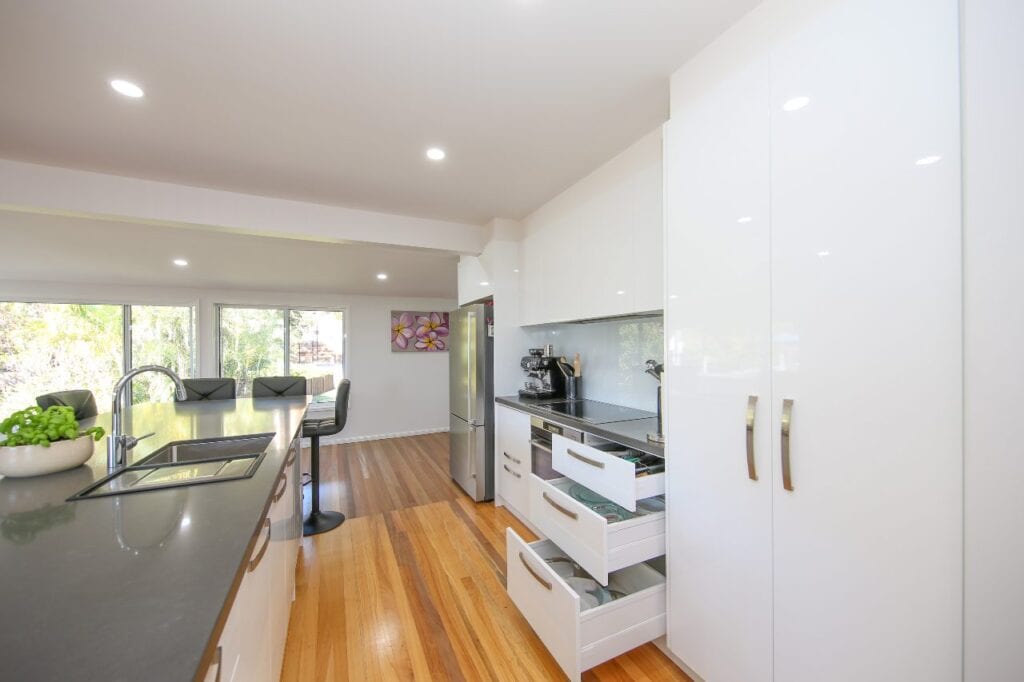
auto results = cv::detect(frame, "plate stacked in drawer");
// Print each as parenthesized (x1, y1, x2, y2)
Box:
(528, 475, 665, 585)
(506, 529, 666, 682)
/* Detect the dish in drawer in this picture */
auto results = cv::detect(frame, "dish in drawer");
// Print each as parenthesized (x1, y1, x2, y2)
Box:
(560, 480, 664, 522)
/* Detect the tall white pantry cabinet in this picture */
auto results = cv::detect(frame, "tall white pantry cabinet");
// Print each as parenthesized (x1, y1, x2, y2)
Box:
(663, 1, 963, 681)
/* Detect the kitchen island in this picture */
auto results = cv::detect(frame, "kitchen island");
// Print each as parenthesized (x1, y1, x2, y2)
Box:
(0, 397, 308, 682)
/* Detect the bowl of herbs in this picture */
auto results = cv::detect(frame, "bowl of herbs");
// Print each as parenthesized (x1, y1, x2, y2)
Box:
(0, 406, 105, 477)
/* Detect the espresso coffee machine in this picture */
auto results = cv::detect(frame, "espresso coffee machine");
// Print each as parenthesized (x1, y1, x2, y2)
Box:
(518, 348, 566, 400)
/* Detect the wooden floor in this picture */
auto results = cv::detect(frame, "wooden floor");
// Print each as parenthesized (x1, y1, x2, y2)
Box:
(282, 434, 690, 682)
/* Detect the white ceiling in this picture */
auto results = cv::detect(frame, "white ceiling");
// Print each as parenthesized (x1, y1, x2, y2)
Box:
(0, 211, 458, 297)
(0, 0, 758, 225)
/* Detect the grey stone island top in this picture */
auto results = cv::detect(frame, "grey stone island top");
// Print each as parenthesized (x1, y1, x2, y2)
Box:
(0, 397, 309, 682)
(495, 395, 665, 457)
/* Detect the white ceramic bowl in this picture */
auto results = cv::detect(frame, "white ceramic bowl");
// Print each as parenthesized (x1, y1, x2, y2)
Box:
(0, 435, 96, 478)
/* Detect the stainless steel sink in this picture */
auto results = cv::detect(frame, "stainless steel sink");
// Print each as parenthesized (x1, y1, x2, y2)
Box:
(137, 434, 275, 466)
(70, 433, 276, 500)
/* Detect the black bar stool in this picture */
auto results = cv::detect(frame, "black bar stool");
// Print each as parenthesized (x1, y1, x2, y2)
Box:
(175, 378, 236, 401)
(302, 379, 350, 536)
(36, 389, 98, 420)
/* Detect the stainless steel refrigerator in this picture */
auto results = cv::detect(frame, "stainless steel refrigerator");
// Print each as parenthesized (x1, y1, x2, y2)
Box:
(448, 303, 494, 501)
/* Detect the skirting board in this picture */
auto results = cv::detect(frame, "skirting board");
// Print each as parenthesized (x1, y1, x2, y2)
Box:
(299, 427, 449, 447)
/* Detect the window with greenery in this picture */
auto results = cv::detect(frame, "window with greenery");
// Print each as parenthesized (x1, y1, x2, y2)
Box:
(0, 302, 195, 416)
(218, 305, 344, 398)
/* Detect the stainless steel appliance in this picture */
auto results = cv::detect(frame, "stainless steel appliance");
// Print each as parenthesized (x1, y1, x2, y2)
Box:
(530, 416, 582, 480)
(518, 348, 567, 399)
(448, 303, 494, 501)
(533, 399, 655, 424)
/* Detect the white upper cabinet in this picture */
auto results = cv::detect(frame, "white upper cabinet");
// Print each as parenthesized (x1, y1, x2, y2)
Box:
(665, 0, 963, 681)
(520, 129, 663, 325)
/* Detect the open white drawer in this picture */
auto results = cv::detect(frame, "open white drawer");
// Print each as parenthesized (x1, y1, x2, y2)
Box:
(551, 434, 665, 511)
(528, 475, 665, 585)
(506, 528, 666, 682)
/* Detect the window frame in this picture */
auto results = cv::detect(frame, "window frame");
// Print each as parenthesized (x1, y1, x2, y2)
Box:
(0, 299, 197, 409)
(215, 303, 347, 385)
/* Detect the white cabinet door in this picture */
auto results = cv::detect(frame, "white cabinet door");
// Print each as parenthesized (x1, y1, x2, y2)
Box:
(664, 45, 773, 682)
(768, 1, 962, 680)
(222, 518, 273, 682)
(495, 404, 531, 515)
(520, 227, 545, 325)
(630, 137, 663, 314)
(268, 464, 295, 681)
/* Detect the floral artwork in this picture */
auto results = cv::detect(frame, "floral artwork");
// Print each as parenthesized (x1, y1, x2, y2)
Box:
(391, 311, 450, 352)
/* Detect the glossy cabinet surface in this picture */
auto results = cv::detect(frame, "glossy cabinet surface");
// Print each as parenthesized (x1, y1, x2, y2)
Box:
(520, 129, 663, 325)
(215, 437, 302, 682)
(495, 404, 532, 517)
(663, 35, 773, 682)
(665, 0, 963, 680)
(768, 1, 962, 679)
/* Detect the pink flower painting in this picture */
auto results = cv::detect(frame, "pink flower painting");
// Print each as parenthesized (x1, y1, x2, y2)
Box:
(391, 310, 450, 352)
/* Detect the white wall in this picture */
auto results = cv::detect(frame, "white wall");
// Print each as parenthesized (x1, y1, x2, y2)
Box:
(963, 0, 1024, 677)
(527, 316, 664, 412)
(0, 279, 454, 443)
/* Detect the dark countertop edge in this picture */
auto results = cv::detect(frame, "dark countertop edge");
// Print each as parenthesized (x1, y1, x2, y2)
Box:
(495, 396, 665, 458)
(192, 414, 305, 682)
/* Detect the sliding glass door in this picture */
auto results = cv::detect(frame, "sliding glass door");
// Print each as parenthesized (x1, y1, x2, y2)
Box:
(218, 306, 344, 397)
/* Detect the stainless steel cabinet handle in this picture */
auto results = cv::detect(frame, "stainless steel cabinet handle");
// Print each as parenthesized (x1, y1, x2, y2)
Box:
(746, 395, 758, 481)
(530, 439, 552, 453)
(519, 551, 552, 591)
(248, 518, 272, 572)
(503, 464, 521, 479)
(503, 451, 522, 465)
(542, 492, 579, 520)
(211, 645, 222, 682)
(567, 448, 605, 469)
(285, 445, 297, 466)
(272, 472, 287, 502)
(781, 399, 794, 491)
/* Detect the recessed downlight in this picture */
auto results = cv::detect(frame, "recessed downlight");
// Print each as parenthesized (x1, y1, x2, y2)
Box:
(616, 290, 626, 296)
(426, 147, 446, 161)
(915, 155, 942, 166)
(782, 96, 810, 112)
(376, 273, 388, 280)
(737, 216, 753, 224)
(172, 258, 189, 267)
(480, 281, 490, 286)
(110, 79, 145, 98)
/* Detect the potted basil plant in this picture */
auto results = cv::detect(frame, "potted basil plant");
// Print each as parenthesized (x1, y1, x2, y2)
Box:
(0, 405, 105, 477)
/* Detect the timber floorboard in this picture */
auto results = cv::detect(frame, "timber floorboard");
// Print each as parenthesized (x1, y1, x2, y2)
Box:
(283, 433, 690, 682)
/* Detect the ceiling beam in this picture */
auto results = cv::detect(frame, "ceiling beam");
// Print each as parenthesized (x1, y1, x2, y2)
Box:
(0, 159, 488, 255)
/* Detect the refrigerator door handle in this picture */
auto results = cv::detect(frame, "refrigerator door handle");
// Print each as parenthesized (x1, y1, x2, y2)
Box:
(466, 310, 477, 422)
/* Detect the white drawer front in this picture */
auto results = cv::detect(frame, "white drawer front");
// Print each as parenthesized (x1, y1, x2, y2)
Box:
(496, 405, 531, 465)
(551, 435, 664, 511)
(528, 475, 665, 585)
(506, 529, 667, 681)
(506, 529, 580, 679)
(499, 459, 528, 515)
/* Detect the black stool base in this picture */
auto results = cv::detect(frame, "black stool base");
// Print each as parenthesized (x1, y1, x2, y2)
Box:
(303, 510, 345, 536)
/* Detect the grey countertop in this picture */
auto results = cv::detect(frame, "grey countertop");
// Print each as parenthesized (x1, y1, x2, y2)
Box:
(495, 396, 665, 457)
(0, 397, 308, 682)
